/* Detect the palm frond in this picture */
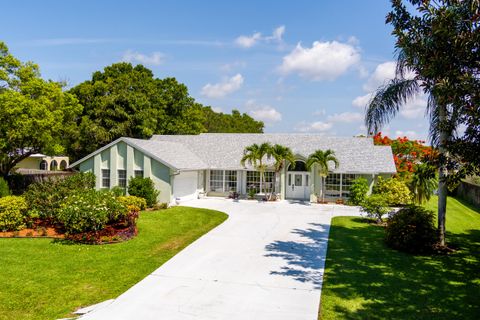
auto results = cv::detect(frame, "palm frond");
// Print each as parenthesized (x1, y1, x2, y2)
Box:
(365, 78, 420, 134)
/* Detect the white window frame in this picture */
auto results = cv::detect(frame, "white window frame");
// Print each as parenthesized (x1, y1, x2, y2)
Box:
(209, 170, 238, 193)
(118, 169, 127, 188)
(101, 169, 111, 188)
(246, 171, 275, 193)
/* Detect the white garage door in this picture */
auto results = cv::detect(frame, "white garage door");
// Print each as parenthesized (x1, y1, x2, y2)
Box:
(173, 171, 198, 200)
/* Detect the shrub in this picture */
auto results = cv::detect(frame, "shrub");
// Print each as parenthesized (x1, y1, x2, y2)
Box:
(127, 177, 159, 207)
(373, 176, 412, 206)
(153, 202, 169, 210)
(0, 196, 29, 231)
(57, 190, 128, 234)
(360, 194, 390, 223)
(385, 205, 437, 253)
(348, 177, 369, 205)
(0, 177, 10, 197)
(118, 195, 147, 211)
(111, 186, 126, 197)
(24, 172, 95, 220)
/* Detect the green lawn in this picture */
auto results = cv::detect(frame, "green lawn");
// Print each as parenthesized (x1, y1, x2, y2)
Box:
(320, 196, 480, 319)
(0, 206, 227, 320)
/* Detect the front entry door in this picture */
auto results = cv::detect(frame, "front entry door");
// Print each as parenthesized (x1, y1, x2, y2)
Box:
(286, 172, 311, 200)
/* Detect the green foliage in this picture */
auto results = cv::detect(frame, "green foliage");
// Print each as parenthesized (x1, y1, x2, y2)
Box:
(360, 194, 390, 223)
(57, 190, 128, 234)
(0, 177, 10, 197)
(0, 41, 82, 176)
(240, 143, 273, 194)
(111, 186, 126, 197)
(203, 107, 263, 133)
(410, 163, 438, 204)
(127, 177, 159, 207)
(373, 176, 412, 206)
(348, 177, 369, 205)
(153, 202, 169, 210)
(0, 196, 29, 231)
(385, 205, 437, 253)
(24, 173, 95, 220)
(118, 195, 147, 211)
(306, 149, 339, 202)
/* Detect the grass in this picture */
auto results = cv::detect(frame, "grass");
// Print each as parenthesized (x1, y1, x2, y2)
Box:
(320, 196, 480, 319)
(0, 206, 227, 320)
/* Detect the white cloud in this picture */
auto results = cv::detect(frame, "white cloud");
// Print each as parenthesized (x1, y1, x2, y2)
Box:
(327, 112, 363, 123)
(279, 40, 361, 81)
(363, 61, 396, 91)
(313, 108, 326, 116)
(352, 93, 373, 108)
(295, 121, 333, 133)
(245, 100, 282, 124)
(400, 95, 427, 119)
(201, 74, 244, 99)
(395, 130, 422, 140)
(122, 50, 164, 66)
(235, 25, 285, 48)
(235, 32, 262, 48)
(211, 106, 223, 113)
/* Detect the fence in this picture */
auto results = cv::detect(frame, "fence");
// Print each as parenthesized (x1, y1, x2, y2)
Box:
(455, 180, 480, 208)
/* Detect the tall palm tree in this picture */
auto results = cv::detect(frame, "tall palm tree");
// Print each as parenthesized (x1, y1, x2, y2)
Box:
(270, 144, 296, 199)
(365, 58, 459, 246)
(409, 163, 438, 204)
(240, 142, 272, 194)
(306, 149, 339, 203)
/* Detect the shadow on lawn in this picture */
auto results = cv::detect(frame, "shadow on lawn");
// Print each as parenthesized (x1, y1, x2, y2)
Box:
(321, 220, 480, 319)
(264, 223, 330, 289)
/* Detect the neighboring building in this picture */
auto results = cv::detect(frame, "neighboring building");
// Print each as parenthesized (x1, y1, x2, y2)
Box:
(69, 133, 396, 204)
(15, 154, 69, 172)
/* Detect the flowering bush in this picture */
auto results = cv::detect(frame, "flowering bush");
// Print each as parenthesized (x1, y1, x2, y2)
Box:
(118, 195, 147, 211)
(0, 196, 29, 231)
(57, 190, 128, 234)
(373, 176, 413, 206)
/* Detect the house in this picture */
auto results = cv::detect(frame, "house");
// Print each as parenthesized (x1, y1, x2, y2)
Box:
(15, 154, 69, 172)
(69, 133, 396, 204)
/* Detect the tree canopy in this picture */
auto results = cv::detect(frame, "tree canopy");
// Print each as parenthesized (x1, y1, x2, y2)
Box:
(0, 42, 82, 177)
(203, 107, 263, 133)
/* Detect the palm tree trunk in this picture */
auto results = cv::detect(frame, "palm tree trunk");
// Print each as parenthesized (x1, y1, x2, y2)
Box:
(438, 104, 448, 247)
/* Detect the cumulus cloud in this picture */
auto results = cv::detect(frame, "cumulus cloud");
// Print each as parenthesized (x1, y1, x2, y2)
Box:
(245, 100, 282, 124)
(122, 50, 164, 66)
(352, 93, 373, 109)
(295, 121, 333, 133)
(362, 61, 396, 91)
(201, 74, 244, 99)
(279, 40, 361, 81)
(395, 130, 423, 140)
(327, 112, 363, 123)
(235, 25, 285, 48)
(400, 96, 427, 119)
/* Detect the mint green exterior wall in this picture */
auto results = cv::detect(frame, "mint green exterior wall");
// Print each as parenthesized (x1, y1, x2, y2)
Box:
(77, 141, 172, 204)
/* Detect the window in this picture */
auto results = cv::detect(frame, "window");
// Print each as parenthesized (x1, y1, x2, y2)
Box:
(341, 174, 357, 198)
(118, 170, 127, 188)
(102, 169, 110, 188)
(50, 160, 58, 171)
(134, 170, 144, 178)
(209, 170, 238, 193)
(59, 160, 67, 170)
(246, 171, 274, 193)
(325, 173, 341, 197)
(39, 160, 48, 171)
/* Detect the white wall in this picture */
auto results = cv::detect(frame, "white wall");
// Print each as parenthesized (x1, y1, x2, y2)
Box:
(173, 171, 199, 201)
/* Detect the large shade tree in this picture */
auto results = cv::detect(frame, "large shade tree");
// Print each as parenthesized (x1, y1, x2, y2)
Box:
(240, 142, 273, 195)
(0, 42, 82, 177)
(365, 0, 479, 246)
(306, 150, 339, 202)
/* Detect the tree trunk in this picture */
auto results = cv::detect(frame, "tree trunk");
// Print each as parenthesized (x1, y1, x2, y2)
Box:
(438, 104, 448, 247)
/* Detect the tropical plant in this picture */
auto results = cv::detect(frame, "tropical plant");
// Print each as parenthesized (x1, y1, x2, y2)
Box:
(372, 176, 412, 206)
(348, 177, 369, 206)
(0, 177, 10, 197)
(360, 194, 390, 224)
(240, 143, 273, 195)
(409, 163, 438, 204)
(306, 149, 339, 202)
(127, 177, 159, 207)
(365, 0, 479, 246)
(269, 144, 296, 199)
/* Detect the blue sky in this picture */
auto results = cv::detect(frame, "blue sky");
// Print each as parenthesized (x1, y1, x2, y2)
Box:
(1, 0, 429, 140)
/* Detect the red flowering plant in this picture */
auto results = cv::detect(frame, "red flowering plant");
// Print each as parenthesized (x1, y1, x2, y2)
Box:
(373, 132, 437, 178)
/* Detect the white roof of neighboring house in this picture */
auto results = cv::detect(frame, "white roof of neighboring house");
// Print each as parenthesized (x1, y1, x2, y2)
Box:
(70, 133, 396, 174)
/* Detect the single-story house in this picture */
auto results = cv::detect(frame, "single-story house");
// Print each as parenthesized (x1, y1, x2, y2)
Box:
(15, 154, 69, 172)
(69, 133, 396, 204)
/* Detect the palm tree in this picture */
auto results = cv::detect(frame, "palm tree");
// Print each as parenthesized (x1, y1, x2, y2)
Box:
(410, 163, 438, 204)
(306, 150, 339, 203)
(270, 144, 296, 199)
(365, 58, 459, 246)
(240, 142, 272, 195)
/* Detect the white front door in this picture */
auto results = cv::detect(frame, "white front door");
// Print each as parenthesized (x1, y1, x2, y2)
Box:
(286, 172, 311, 200)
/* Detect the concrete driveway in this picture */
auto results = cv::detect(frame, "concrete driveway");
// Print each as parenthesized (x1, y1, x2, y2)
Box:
(81, 198, 360, 320)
